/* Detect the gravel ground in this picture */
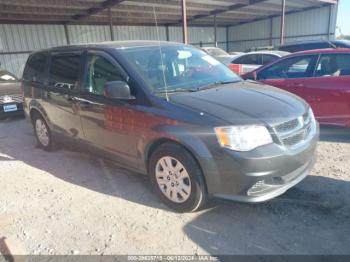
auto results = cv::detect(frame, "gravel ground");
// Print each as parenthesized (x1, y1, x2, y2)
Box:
(0, 117, 349, 255)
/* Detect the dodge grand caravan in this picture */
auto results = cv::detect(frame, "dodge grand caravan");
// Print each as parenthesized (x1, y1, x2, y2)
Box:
(23, 41, 319, 212)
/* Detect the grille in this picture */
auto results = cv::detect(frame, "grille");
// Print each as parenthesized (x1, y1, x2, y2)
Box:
(274, 118, 299, 133)
(0, 95, 23, 104)
(272, 110, 315, 148)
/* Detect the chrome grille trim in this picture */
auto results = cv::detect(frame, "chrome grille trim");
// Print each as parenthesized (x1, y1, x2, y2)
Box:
(272, 110, 316, 148)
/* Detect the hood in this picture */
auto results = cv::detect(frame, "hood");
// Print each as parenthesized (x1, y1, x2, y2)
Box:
(170, 81, 308, 126)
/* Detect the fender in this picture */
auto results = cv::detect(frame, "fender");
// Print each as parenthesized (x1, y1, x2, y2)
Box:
(137, 124, 221, 195)
(28, 99, 53, 130)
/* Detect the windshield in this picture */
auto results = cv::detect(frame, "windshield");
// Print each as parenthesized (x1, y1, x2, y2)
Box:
(120, 45, 241, 94)
(0, 70, 18, 82)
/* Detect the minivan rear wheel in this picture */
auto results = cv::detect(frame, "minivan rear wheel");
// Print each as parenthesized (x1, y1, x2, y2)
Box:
(149, 142, 207, 212)
(33, 114, 54, 151)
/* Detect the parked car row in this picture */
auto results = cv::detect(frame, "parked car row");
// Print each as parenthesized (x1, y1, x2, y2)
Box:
(227, 50, 290, 74)
(201, 47, 290, 74)
(203, 40, 350, 73)
(278, 40, 350, 53)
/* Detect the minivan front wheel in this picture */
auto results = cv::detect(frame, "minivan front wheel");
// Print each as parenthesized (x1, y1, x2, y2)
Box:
(33, 114, 54, 151)
(149, 143, 207, 212)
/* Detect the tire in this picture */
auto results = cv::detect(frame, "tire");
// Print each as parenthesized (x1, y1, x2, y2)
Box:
(32, 113, 55, 151)
(149, 142, 208, 212)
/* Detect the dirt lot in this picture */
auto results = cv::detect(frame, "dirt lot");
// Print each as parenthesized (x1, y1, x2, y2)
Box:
(0, 117, 349, 255)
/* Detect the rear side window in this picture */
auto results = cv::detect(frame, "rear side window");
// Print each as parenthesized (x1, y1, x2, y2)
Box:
(262, 54, 278, 65)
(315, 54, 350, 77)
(234, 54, 262, 65)
(49, 54, 81, 90)
(23, 53, 47, 83)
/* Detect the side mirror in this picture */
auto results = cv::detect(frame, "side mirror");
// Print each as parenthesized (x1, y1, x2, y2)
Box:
(104, 81, 135, 100)
(243, 71, 257, 81)
(252, 71, 258, 81)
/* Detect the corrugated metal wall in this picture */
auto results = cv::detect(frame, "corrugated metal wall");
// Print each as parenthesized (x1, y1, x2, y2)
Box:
(0, 24, 66, 77)
(114, 26, 167, 41)
(169, 26, 227, 49)
(0, 24, 226, 77)
(228, 5, 337, 51)
(68, 25, 111, 44)
(68, 25, 168, 44)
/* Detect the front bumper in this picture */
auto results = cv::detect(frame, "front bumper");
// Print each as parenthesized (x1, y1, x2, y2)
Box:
(199, 125, 319, 203)
(214, 154, 316, 202)
(0, 102, 24, 118)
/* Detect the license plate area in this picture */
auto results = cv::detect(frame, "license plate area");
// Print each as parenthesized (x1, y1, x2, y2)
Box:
(3, 104, 18, 112)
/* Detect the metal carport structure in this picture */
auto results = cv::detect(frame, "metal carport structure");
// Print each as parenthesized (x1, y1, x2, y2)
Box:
(0, 0, 339, 76)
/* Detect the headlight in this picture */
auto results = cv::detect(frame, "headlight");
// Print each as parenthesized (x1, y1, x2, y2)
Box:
(214, 125, 273, 151)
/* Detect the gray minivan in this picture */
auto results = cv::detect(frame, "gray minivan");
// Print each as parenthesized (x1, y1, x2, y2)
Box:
(23, 41, 319, 212)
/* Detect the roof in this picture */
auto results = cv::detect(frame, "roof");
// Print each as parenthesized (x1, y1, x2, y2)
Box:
(31, 40, 187, 53)
(201, 47, 225, 50)
(280, 39, 350, 47)
(290, 48, 350, 56)
(61, 40, 184, 49)
(245, 50, 290, 56)
(0, 0, 338, 26)
(232, 50, 290, 60)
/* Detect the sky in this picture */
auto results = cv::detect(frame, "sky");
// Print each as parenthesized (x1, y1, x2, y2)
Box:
(336, 0, 350, 36)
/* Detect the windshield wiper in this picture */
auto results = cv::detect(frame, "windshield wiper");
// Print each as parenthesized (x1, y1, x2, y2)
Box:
(197, 80, 241, 91)
(155, 88, 198, 94)
(154, 80, 241, 94)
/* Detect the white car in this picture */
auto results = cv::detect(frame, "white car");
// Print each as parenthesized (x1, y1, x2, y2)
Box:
(229, 51, 290, 74)
(229, 51, 244, 56)
(201, 47, 235, 64)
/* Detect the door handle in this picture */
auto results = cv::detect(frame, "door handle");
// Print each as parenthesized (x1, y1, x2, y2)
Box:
(294, 83, 304, 88)
(286, 83, 304, 88)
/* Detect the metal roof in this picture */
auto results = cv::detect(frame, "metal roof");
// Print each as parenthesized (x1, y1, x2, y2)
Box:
(0, 0, 337, 26)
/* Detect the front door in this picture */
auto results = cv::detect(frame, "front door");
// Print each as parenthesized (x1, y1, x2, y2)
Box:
(78, 51, 139, 167)
(304, 53, 350, 126)
(258, 54, 320, 115)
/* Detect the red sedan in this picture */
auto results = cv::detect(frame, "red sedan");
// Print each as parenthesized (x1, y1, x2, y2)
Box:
(242, 48, 350, 127)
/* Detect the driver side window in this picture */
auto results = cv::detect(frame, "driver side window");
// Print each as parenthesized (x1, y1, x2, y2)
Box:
(258, 55, 315, 80)
(84, 54, 126, 96)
